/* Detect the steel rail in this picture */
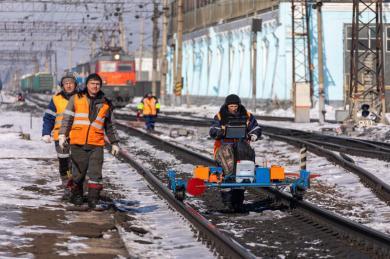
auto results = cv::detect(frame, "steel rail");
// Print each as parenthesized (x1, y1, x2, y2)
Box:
(114, 112, 390, 161)
(115, 124, 256, 259)
(300, 138, 390, 161)
(116, 109, 339, 124)
(26, 96, 390, 256)
(263, 125, 390, 154)
(115, 121, 390, 256)
(114, 113, 390, 202)
(118, 150, 255, 259)
(266, 133, 390, 203)
(27, 99, 389, 204)
(26, 96, 255, 258)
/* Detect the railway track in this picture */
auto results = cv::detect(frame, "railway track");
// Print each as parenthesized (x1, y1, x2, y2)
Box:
(115, 121, 390, 257)
(27, 95, 390, 202)
(114, 112, 390, 203)
(121, 106, 338, 124)
(25, 94, 256, 258)
(263, 125, 390, 162)
(114, 112, 390, 161)
(118, 146, 256, 259)
(27, 95, 390, 256)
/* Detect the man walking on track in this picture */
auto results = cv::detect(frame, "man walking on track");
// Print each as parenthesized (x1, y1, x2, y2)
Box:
(137, 92, 160, 132)
(58, 73, 120, 210)
(41, 72, 78, 200)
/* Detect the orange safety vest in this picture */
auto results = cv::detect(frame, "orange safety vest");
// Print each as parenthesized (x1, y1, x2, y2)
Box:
(213, 111, 251, 158)
(69, 95, 110, 146)
(52, 94, 69, 141)
(142, 97, 157, 116)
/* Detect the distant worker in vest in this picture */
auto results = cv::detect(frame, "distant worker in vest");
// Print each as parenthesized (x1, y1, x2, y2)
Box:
(137, 92, 161, 132)
(41, 72, 77, 200)
(58, 73, 120, 209)
(209, 94, 262, 211)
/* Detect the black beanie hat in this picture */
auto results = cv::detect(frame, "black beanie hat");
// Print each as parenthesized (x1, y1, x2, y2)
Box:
(86, 73, 103, 86)
(225, 94, 241, 105)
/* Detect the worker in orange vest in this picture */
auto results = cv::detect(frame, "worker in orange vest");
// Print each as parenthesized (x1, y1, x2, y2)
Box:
(209, 94, 262, 212)
(41, 72, 77, 200)
(58, 73, 119, 209)
(210, 94, 261, 159)
(137, 92, 161, 132)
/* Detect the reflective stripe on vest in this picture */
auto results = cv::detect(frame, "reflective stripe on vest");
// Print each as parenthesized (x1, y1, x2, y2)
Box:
(52, 95, 69, 141)
(69, 95, 110, 146)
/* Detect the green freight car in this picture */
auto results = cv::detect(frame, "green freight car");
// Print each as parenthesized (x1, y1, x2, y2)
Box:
(20, 74, 34, 92)
(32, 72, 54, 93)
(20, 72, 54, 93)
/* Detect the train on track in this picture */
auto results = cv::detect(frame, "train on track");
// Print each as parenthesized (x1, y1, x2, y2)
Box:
(69, 46, 136, 107)
(20, 72, 54, 94)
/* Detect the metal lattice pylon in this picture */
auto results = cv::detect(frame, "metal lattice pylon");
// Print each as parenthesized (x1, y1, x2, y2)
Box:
(291, 0, 313, 107)
(349, 0, 386, 123)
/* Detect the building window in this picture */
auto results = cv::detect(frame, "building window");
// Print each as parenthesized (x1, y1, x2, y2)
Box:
(346, 25, 389, 52)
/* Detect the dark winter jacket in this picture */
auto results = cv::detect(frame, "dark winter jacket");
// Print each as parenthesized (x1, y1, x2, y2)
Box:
(209, 104, 262, 140)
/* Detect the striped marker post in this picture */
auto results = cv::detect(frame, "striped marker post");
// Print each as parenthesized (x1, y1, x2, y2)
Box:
(300, 144, 307, 170)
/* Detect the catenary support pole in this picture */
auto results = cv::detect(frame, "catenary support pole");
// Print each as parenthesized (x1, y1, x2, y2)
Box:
(316, 0, 325, 125)
(160, 0, 168, 105)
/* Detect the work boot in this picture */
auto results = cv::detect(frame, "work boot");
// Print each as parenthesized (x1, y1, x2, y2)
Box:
(70, 184, 84, 206)
(231, 189, 245, 212)
(62, 188, 71, 201)
(220, 189, 234, 212)
(61, 178, 72, 201)
(87, 188, 100, 209)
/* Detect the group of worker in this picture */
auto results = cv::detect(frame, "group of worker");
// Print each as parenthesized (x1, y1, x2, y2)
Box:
(42, 73, 119, 209)
(41, 72, 261, 212)
(41, 72, 160, 209)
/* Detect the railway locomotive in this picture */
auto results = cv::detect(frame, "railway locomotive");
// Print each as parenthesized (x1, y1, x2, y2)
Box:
(167, 124, 311, 209)
(70, 47, 136, 107)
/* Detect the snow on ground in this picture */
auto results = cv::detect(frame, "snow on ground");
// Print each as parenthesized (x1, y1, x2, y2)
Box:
(104, 159, 213, 258)
(123, 97, 339, 120)
(0, 92, 17, 104)
(0, 111, 62, 256)
(119, 97, 390, 234)
(120, 98, 390, 142)
(152, 123, 390, 235)
(0, 109, 215, 258)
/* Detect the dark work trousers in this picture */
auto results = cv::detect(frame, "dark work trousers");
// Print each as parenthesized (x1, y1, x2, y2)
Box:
(54, 141, 71, 183)
(70, 144, 104, 188)
(144, 115, 156, 130)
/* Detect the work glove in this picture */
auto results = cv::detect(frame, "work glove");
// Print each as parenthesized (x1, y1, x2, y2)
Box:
(249, 134, 258, 142)
(58, 134, 68, 150)
(211, 127, 224, 139)
(41, 135, 51, 143)
(111, 144, 120, 156)
(217, 128, 225, 138)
